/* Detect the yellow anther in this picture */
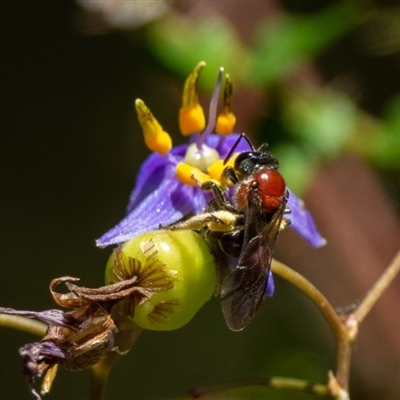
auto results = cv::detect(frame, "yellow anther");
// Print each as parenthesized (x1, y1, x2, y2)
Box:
(179, 104, 206, 136)
(225, 152, 239, 169)
(176, 162, 214, 187)
(207, 159, 225, 182)
(135, 99, 172, 155)
(179, 62, 206, 136)
(215, 74, 236, 136)
(216, 112, 236, 136)
(207, 153, 239, 184)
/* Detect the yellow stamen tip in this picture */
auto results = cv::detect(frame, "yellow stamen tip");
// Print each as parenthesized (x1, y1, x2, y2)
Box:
(135, 99, 172, 155)
(179, 61, 206, 136)
(207, 153, 239, 183)
(144, 131, 172, 156)
(225, 153, 239, 169)
(176, 162, 214, 186)
(215, 112, 236, 136)
(179, 104, 206, 136)
(215, 73, 236, 136)
(207, 159, 225, 181)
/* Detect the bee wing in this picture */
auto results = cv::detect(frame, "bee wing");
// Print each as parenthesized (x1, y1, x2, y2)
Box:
(221, 191, 287, 331)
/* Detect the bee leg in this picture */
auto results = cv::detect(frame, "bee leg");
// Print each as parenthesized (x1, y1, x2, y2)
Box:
(280, 217, 291, 230)
(165, 213, 226, 232)
(199, 181, 237, 213)
(222, 166, 240, 185)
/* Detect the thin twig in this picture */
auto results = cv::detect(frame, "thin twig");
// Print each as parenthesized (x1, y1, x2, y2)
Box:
(190, 376, 329, 398)
(350, 250, 400, 327)
(90, 325, 143, 400)
(271, 260, 351, 394)
(90, 351, 122, 400)
(0, 314, 46, 337)
(334, 340, 352, 392)
(271, 260, 346, 342)
(335, 249, 400, 389)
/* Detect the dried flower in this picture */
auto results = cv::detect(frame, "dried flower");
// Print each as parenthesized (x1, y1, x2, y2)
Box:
(0, 266, 169, 398)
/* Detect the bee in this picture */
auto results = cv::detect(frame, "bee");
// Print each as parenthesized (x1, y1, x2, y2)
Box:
(169, 134, 290, 331)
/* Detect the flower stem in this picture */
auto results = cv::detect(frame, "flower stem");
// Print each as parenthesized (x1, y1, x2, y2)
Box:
(190, 376, 329, 398)
(0, 314, 46, 337)
(90, 351, 122, 400)
(271, 260, 350, 394)
(272, 249, 400, 397)
(350, 249, 400, 326)
(334, 340, 352, 393)
(271, 260, 346, 342)
(334, 250, 400, 391)
(90, 325, 143, 400)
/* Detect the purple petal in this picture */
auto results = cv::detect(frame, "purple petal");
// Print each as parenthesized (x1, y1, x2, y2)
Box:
(20, 341, 67, 361)
(264, 272, 275, 297)
(127, 145, 186, 212)
(96, 180, 209, 247)
(205, 133, 251, 159)
(0, 308, 77, 328)
(287, 189, 326, 248)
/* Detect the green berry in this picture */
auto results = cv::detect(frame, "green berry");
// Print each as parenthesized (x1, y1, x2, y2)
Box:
(105, 230, 217, 331)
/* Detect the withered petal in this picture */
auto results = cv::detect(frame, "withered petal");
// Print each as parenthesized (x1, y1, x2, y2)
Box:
(50, 277, 83, 308)
(20, 341, 66, 362)
(65, 276, 142, 302)
(0, 307, 77, 329)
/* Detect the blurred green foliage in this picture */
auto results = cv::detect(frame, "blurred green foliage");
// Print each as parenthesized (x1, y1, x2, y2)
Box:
(250, 1, 357, 86)
(145, 0, 400, 193)
(148, 14, 249, 90)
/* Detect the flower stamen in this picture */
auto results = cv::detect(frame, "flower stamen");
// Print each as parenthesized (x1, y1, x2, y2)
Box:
(207, 153, 239, 183)
(176, 162, 219, 187)
(179, 61, 206, 136)
(216, 74, 236, 136)
(135, 99, 172, 155)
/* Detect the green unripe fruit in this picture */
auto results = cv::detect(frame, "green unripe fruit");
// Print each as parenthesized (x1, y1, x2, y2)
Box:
(105, 230, 217, 331)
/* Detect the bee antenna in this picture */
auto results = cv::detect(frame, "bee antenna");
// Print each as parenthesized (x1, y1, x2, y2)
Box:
(223, 133, 254, 165)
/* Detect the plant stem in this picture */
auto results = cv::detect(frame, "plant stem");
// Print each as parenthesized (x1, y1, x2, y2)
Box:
(190, 376, 329, 398)
(350, 250, 400, 326)
(90, 351, 122, 400)
(271, 260, 346, 342)
(90, 325, 143, 400)
(272, 249, 400, 396)
(271, 260, 351, 394)
(0, 314, 46, 337)
(334, 340, 352, 392)
(334, 250, 400, 390)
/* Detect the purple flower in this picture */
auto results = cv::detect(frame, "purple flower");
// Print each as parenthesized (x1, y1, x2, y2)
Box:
(96, 62, 325, 249)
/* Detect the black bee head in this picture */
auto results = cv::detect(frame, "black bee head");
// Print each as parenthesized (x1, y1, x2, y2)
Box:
(234, 151, 279, 176)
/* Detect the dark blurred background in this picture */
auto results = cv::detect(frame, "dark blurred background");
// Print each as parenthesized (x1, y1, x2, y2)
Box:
(2, 1, 400, 399)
